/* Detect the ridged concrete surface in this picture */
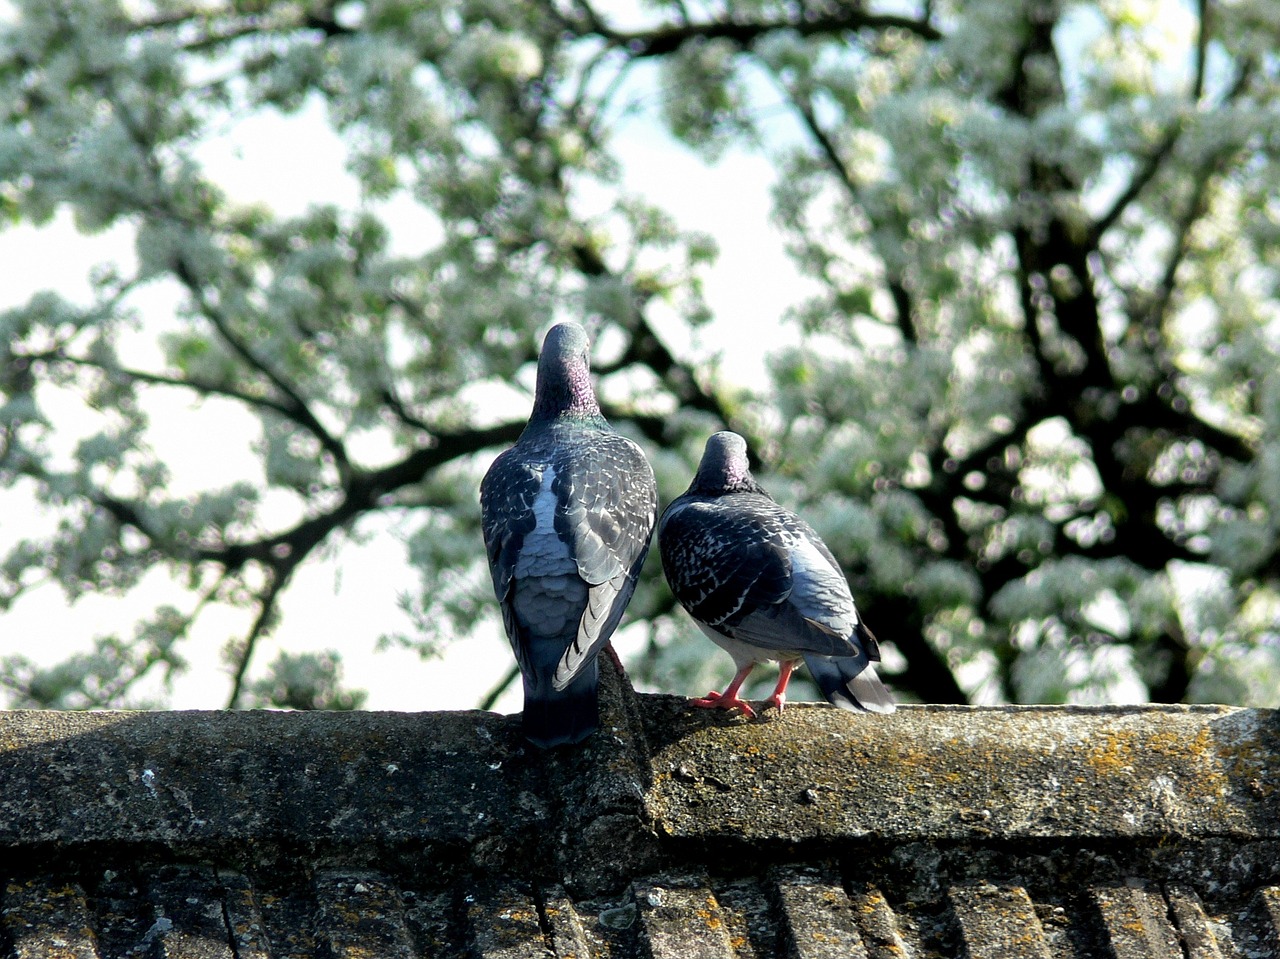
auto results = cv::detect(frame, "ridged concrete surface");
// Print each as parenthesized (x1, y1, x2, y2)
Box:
(4, 867, 1280, 957)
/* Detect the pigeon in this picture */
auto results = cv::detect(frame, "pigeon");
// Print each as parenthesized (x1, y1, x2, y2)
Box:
(480, 322, 658, 747)
(659, 431, 895, 717)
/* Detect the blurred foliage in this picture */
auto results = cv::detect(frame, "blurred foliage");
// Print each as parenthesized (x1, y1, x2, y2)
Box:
(0, 0, 1277, 710)
(243, 650, 367, 710)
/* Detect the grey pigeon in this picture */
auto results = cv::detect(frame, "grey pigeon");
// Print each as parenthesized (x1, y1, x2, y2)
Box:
(659, 431, 894, 716)
(480, 322, 658, 747)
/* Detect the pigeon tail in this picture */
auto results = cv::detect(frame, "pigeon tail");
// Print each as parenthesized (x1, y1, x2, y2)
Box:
(803, 654, 896, 714)
(521, 656, 599, 748)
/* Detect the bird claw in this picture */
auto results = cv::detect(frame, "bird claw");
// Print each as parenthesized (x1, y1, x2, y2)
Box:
(764, 694, 786, 713)
(691, 691, 757, 718)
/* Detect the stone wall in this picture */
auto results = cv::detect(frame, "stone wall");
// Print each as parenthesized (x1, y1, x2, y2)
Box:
(1, 664, 1278, 956)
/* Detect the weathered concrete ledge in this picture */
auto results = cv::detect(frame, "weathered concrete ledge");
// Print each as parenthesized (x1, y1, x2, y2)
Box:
(0, 707, 546, 851)
(2, 690, 1279, 958)
(638, 700, 1280, 843)
(2, 698, 1276, 851)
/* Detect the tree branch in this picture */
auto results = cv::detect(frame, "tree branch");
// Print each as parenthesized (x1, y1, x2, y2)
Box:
(87, 419, 526, 577)
(787, 87, 858, 200)
(221, 420, 527, 569)
(783, 82, 919, 343)
(1091, 130, 1185, 243)
(225, 561, 295, 709)
(594, 7, 942, 56)
(1091, 33, 1248, 243)
(478, 662, 520, 711)
(216, 419, 530, 707)
(82, 42, 354, 479)
(1191, 0, 1210, 103)
(1143, 175, 1210, 342)
(133, 5, 354, 52)
(568, 239, 736, 427)
(32, 349, 307, 424)
(172, 257, 351, 473)
(1120, 390, 1254, 465)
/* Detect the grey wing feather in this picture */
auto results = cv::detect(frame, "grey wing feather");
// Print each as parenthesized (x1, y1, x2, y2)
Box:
(764, 525, 867, 655)
(726, 600, 862, 659)
(551, 432, 657, 689)
(479, 449, 542, 648)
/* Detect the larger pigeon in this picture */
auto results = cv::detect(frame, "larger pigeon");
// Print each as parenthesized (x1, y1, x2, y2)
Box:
(480, 322, 658, 747)
(659, 431, 894, 716)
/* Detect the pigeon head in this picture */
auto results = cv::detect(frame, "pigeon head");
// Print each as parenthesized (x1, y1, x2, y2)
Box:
(532, 322, 602, 421)
(689, 431, 769, 496)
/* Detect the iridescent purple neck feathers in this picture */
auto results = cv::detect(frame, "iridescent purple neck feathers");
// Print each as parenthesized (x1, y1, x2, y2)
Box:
(688, 431, 768, 497)
(531, 322, 603, 423)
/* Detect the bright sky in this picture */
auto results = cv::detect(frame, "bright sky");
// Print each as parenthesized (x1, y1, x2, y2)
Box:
(0, 59, 807, 712)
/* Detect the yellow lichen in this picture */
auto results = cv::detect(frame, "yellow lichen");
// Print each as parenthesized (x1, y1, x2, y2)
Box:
(1084, 730, 1137, 776)
(695, 908, 723, 931)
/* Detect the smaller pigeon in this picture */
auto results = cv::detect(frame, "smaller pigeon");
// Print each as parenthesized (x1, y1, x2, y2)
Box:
(480, 322, 658, 747)
(659, 431, 894, 717)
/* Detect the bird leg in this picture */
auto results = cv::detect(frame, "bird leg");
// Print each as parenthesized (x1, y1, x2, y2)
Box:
(764, 660, 798, 712)
(692, 663, 757, 718)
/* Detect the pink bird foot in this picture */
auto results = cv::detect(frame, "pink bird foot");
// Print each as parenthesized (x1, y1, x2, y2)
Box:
(763, 661, 797, 713)
(691, 690, 757, 718)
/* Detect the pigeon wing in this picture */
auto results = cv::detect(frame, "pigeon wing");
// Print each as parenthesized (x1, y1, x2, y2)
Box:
(663, 496, 864, 658)
(479, 447, 542, 657)
(660, 496, 792, 629)
(551, 431, 657, 689)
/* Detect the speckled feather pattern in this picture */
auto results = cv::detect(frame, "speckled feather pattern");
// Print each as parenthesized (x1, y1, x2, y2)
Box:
(479, 322, 658, 745)
(659, 493, 864, 657)
(658, 431, 894, 713)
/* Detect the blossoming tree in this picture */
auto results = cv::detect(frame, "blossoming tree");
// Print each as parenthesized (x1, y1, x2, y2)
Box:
(1, 0, 1276, 708)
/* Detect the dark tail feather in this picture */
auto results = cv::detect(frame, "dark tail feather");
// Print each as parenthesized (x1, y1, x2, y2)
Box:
(803, 654, 896, 714)
(521, 657, 599, 748)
